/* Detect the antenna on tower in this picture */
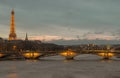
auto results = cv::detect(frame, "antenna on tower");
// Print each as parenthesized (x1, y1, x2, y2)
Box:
(11, 8, 14, 14)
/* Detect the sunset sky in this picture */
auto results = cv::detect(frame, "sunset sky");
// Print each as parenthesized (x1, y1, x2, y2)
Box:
(0, 0, 120, 41)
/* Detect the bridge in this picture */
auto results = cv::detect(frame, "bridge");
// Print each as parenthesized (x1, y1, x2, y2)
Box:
(60, 49, 120, 60)
(59, 45, 120, 60)
(0, 50, 60, 60)
(0, 49, 120, 60)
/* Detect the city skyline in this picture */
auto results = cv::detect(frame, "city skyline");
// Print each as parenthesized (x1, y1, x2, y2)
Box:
(0, 0, 120, 42)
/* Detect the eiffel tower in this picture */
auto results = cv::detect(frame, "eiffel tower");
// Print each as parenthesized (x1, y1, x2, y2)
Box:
(9, 9, 17, 40)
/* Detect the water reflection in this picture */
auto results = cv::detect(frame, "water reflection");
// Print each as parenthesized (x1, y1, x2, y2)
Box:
(100, 59, 113, 63)
(7, 73, 17, 78)
(39, 58, 115, 63)
(26, 59, 39, 62)
(64, 59, 74, 63)
(63, 58, 114, 63)
(7, 65, 18, 78)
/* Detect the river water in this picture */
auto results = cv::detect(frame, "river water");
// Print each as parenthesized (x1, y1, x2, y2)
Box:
(0, 54, 120, 78)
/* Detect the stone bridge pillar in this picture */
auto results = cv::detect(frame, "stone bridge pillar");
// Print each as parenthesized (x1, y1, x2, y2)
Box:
(98, 52, 114, 60)
(60, 49, 77, 60)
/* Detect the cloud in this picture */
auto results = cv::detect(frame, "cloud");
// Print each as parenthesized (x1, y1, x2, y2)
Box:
(81, 31, 118, 40)
(28, 35, 77, 41)
(94, 31, 104, 34)
(0, 0, 120, 42)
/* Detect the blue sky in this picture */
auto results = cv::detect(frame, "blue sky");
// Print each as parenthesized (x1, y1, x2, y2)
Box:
(0, 0, 120, 41)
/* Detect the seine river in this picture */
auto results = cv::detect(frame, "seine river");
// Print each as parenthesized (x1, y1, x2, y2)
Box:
(0, 55, 120, 78)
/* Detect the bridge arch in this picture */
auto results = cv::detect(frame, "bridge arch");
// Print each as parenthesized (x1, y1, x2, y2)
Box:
(75, 54, 102, 60)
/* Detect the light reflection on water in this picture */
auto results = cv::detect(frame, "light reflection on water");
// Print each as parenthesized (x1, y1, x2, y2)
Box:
(22, 58, 115, 63)
(100, 59, 113, 63)
(63, 59, 75, 63)
(7, 73, 17, 78)
(26, 59, 39, 62)
(7, 65, 18, 78)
